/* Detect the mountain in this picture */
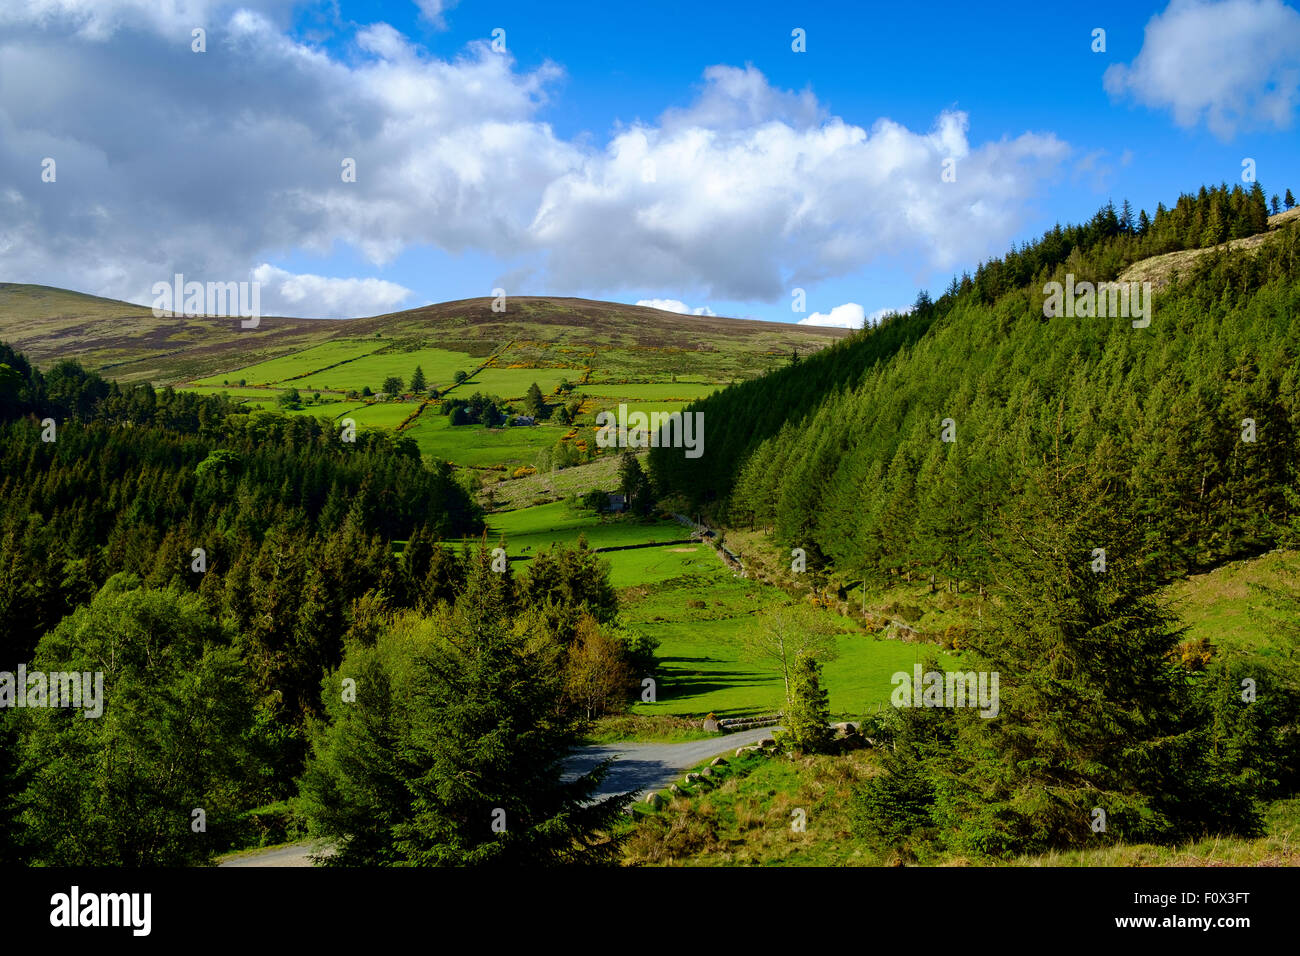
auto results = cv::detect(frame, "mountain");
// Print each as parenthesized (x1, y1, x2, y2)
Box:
(0, 285, 847, 385)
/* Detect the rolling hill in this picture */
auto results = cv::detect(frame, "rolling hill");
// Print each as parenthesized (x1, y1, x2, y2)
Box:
(0, 284, 848, 386)
(0, 285, 850, 473)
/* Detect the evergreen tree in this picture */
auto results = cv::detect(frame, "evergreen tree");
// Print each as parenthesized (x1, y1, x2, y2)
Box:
(781, 652, 832, 754)
(410, 366, 426, 393)
(523, 381, 546, 418)
(1201, 196, 1228, 246)
(617, 452, 653, 515)
(299, 547, 632, 865)
(854, 456, 1260, 857)
(524, 536, 617, 641)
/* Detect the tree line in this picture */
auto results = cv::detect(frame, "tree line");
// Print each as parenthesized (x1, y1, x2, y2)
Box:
(0, 347, 649, 864)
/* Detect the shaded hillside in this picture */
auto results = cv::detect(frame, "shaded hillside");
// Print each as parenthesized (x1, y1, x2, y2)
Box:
(0, 285, 848, 386)
(651, 193, 1300, 588)
(0, 284, 339, 383)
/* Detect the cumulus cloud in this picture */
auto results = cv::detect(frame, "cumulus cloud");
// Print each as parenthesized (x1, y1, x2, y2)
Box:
(1104, 0, 1300, 140)
(414, 0, 459, 31)
(797, 303, 908, 329)
(531, 79, 1067, 300)
(0, 2, 573, 315)
(0, 3, 1071, 317)
(635, 298, 716, 316)
(0, 0, 297, 41)
(251, 265, 412, 318)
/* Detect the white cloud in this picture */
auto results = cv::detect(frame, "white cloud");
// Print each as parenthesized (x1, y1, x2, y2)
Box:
(414, 0, 459, 31)
(0, 5, 1070, 315)
(0, 0, 297, 41)
(797, 303, 909, 329)
(799, 303, 866, 328)
(533, 83, 1067, 299)
(1104, 0, 1300, 140)
(0, 5, 574, 314)
(635, 298, 716, 316)
(250, 265, 412, 318)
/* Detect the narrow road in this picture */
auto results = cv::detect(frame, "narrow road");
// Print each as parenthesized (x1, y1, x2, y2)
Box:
(218, 729, 777, 867)
(564, 727, 777, 801)
(219, 842, 333, 867)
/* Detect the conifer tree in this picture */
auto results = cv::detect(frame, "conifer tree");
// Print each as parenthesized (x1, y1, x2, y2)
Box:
(1119, 198, 1135, 233)
(859, 454, 1259, 857)
(781, 652, 832, 754)
(300, 546, 632, 865)
(618, 452, 652, 515)
(523, 382, 546, 418)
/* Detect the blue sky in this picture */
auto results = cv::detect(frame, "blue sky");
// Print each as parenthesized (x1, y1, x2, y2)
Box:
(2, 0, 1298, 325)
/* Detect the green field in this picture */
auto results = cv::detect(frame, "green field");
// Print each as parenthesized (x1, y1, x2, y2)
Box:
(602, 543, 717, 588)
(193, 342, 481, 394)
(1166, 549, 1300, 658)
(279, 401, 358, 419)
(275, 400, 416, 428)
(454, 501, 963, 719)
(620, 546, 1300, 866)
(574, 382, 722, 401)
(405, 413, 564, 466)
(475, 501, 959, 721)
(194, 339, 379, 386)
(458, 366, 580, 398)
(483, 500, 684, 552)
(479, 453, 625, 511)
(343, 401, 421, 428)
(289, 346, 479, 392)
(581, 346, 783, 382)
(578, 399, 699, 422)
(181, 385, 303, 401)
(619, 560, 956, 720)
